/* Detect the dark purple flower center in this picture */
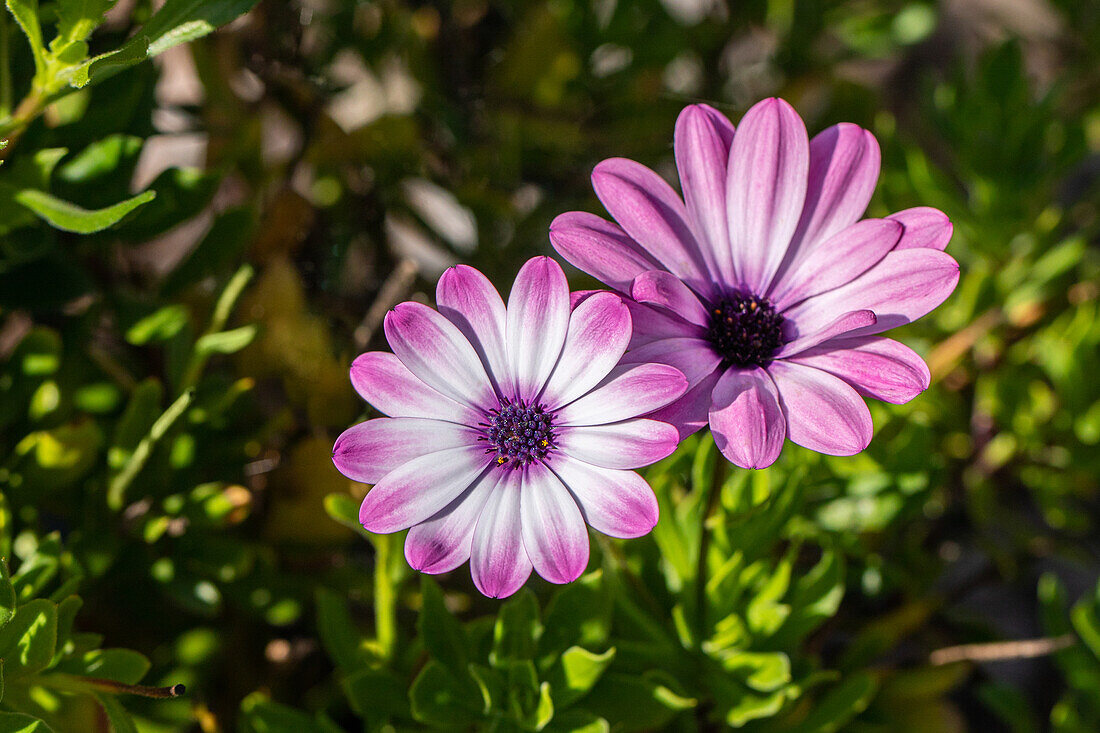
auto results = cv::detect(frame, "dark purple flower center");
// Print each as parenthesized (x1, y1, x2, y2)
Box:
(706, 292, 786, 368)
(481, 399, 555, 468)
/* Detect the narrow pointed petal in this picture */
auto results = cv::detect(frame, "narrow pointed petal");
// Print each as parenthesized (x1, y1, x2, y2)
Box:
(788, 336, 930, 404)
(358, 447, 490, 533)
(620, 338, 721, 387)
(788, 124, 880, 259)
(775, 310, 877, 359)
(631, 270, 710, 326)
(437, 265, 508, 390)
(541, 292, 631, 409)
(726, 98, 809, 293)
(520, 462, 589, 584)
(771, 219, 903, 310)
(405, 469, 500, 574)
(708, 367, 785, 469)
(769, 361, 873, 456)
(551, 457, 659, 538)
(507, 257, 571, 399)
(592, 158, 710, 291)
(645, 370, 721, 440)
(557, 363, 688, 426)
(889, 207, 953, 251)
(471, 482, 532, 598)
(675, 104, 736, 282)
(784, 249, 960, 337)
(333, 418, 476, 484)
(557, 419, 679, 469)
(384, 302, 495, 410)
(549, 212, 661, 293)
(350, 352, 480, 424)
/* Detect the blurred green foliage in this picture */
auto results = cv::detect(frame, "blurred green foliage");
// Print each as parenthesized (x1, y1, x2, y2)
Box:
(0, 0, 1098, 730)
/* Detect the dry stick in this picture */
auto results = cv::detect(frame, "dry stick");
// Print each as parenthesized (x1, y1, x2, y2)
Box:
(929, 634, 1075, 665)
(354, 258, 419, 351)
(80, 678, 187, 699)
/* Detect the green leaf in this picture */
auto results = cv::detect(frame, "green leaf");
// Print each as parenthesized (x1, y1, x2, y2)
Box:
(315, 588, 370, 671)
(540, 571, 612, 660)
(54, 0, 114, 47)
(1070, 601, 1100, 662)
(535, 681, 554, 730)
(58, 135, 144, 184)
(322, 493, 364, 534)
(786, 672, 877, 733)
(546, 710, 610, 733)
(419, 576, 470, 676)
(547, 646, 615, 708)
(408, 661, 482, 727)
(125, 305, 189, 345)
(92, 692, 138, 733)
(240, 692, 327, 733)
(122, 168, 221, 244)
(341, 668, 409, 723)
(54, 595, 81, 651)
(69, 648, 151, 684)
(491, 588, 541, 668)
(195, 325, 257, 355)
(717, 651, 791, 693)
(0, 561, 16, 628)
(14, 188, 156, 234)
(11, 532, 61, 600)
(6, 0, 46, 77)
(0, 598, 57, 678)
(0, 712, 56, 732)
(724, 688, 787, 728)
(68, 0, 261, 88)
(587, 673, 695, 732)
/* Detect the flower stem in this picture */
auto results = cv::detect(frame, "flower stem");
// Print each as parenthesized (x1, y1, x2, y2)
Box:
(372, 532, 397, 660)
(695, 445, 727, 642)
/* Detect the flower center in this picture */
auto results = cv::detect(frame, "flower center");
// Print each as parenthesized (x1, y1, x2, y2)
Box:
(481, 399, 555, 468)
(705, 292, 786, 368)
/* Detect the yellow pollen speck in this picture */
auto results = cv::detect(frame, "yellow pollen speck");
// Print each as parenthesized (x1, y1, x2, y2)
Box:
(540, 439, 549, 447)
(497, 456, 507, 464)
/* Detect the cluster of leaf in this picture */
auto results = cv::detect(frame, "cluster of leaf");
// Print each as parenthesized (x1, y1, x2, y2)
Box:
(0, 522, 162, 732)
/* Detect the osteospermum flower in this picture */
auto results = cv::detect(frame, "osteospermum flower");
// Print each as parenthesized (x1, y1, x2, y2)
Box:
(333, 257, 687, 598)
(551, 98, 959, 469)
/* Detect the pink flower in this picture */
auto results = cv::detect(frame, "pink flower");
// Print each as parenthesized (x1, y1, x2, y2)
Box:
(333, 257, 687, 598)
(551, 98, 959, 469)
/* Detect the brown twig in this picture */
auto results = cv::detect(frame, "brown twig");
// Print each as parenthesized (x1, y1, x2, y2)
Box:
(80, 677, 187, 699)
(929, 634, 1075, 665)
(354, 257, 419, 350)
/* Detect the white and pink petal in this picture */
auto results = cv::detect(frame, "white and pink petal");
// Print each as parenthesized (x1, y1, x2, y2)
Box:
(333, 418, 476, 485)
(471, 482, 532, 598)
(552, 457, 658, 539)
(708, 367, 785, 469)
(358, 447, 491, 534)
(787, 336, 930, 404)
(520, 462, 590, 585)
(768, 360, 873, 456)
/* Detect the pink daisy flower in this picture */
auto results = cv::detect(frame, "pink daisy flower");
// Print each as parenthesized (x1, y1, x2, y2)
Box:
(333, 257, 687, 598)
(551, 98, 959, 469)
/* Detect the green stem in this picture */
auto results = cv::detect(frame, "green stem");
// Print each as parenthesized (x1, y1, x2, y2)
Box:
(1, 13, 12, 118)
(694, 446, 728, 642)
(372, 532, 397, 659)
(107, 388, 195, 510)
(179, 264, 255, 391)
